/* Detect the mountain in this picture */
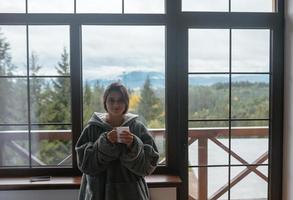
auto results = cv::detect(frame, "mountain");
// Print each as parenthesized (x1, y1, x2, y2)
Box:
(87, 71, 269, 89)
(189, 75, 269, 86)
(88, 71, 165, 89)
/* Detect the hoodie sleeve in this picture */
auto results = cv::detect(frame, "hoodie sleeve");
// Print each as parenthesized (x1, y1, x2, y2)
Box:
(120, 121, 159, 177)
(75, 125, 121, 176)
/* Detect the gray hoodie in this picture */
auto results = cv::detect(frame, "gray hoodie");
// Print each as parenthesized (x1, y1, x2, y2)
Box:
(75, 112, 159, 200)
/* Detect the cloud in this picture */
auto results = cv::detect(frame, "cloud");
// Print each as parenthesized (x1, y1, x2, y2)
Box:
(0, 0, 25, 13)
(0, 0, 164, 13)
(83, 65, 155, 81)
(124, 0, 164, 13)
(0, 26, 27, 74)
(1, 22, 270, 78)
(28, 0, 74, 13)
(232, 29, 270, 72)
(76, 0, 121, 13)
(82, 26, 165, 79)
(182, 0, 272, 12)
(182, 0, 228, 11)
(189, 29, 270, 72)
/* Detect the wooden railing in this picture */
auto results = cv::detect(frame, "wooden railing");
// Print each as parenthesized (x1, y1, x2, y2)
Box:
(0, 127, 268, 200)
(188, 127, 268, 200)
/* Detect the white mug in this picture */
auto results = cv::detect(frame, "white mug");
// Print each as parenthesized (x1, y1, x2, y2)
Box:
(116, 126, 129, 143)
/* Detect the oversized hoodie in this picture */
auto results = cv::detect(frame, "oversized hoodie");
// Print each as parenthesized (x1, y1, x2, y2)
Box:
(75, 112, 159, 200)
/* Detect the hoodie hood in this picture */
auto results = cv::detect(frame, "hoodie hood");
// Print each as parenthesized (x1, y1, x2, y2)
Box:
(87, 112, 139, 129)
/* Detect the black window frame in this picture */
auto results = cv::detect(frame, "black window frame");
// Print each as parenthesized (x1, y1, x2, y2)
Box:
(176, 3, 284, 200)
(0, 0, 284, 199)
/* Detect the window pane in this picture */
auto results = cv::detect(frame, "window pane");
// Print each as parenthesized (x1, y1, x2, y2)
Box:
(231, 0, 274, 12)
(124, 0, 164, 13)
(232, 29, 270, 72)
(182, 0, 228, 12)
(31, 125, 72, 166)
(0, 26, 27, 76)
(189, 75, 229, 120)
(28, 26, 70, 76)
(30, 78, 71, 124)
(230, 166, 268, 199)
(0, 78, 28, 124)
(0, 0, 25, 13)
(231, 74, 269, 119)
(0, 126, 29, 167)
(28, 0, 74, 13)
(76, 0, 121, 13)
(189, 167, 229, 199)
(231, 121, 269, 165)
(189, 29, 229, 72)
(189, 121, 229, 166)
(82, 25, 165, 163)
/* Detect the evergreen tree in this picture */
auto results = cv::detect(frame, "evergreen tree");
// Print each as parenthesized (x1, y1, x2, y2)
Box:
(37, 47, 71, 165)
(83, 81, 93, 124)
(91, 80, 104, 112)
(83, 80, 104, 125)
(49, 47, 71, 127)
(137, 76, 163, 126)
(0, 29, 17, 124)
(0, 29, 14, 76)
(29, 52, 44, 123)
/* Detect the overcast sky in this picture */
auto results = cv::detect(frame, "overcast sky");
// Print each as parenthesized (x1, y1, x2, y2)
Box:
(0, 0, 272, 13)
(0, 0, 164, 13)
(0, 0, 272, 80)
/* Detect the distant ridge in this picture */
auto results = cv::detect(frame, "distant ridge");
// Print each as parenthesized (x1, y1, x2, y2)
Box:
(87, 71, 269, 89)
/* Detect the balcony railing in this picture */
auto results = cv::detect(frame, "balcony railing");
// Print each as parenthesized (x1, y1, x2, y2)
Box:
(0, 127, 268, 200)
(188, 127, 268, 200)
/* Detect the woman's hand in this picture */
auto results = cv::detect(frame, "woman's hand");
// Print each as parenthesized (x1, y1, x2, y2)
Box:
(106, 129, 118, 144)
(119, 131, 134, 148)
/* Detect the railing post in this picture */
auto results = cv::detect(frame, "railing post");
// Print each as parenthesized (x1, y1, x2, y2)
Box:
(198, 137, 208, 200)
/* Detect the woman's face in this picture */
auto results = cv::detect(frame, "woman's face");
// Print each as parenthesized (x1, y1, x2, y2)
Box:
(106, 91, 126, 117)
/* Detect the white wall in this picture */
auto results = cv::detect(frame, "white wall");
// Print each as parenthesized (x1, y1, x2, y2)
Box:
(283, 0, 293, 199)
(0, 188, 176, 200)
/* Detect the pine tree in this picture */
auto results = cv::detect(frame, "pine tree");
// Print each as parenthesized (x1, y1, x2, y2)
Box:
(91, 80, 104, 112)
(29, 52, 44, 123)
(83, 80, 104, 125)
(37, 47, 71, 165)
(50, 47, 71, 128)
(0, 29, 16, 124)
(0, 29, 13, 76)
(137, 76, 162, 126)
(83, 81, 93, 124)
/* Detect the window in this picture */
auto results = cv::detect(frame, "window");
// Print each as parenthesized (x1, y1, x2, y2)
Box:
(188, 29, 270, 199)
(82, 25, 166, 163)
(182, 0, 275, 12)
(0, 0, 284, 200)
(0, 1, 169, 176)
(0, 25, 71, 167)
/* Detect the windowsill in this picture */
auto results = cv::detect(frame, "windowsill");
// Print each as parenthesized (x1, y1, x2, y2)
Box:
(0, 175, 181, 190)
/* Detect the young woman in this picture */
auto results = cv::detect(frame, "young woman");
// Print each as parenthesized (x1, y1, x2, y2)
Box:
(76, 82, 159, 200)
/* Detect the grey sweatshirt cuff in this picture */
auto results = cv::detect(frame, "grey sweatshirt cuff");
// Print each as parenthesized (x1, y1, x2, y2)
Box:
(97, 132, 121, 160)
(120, 135, 143, 162)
